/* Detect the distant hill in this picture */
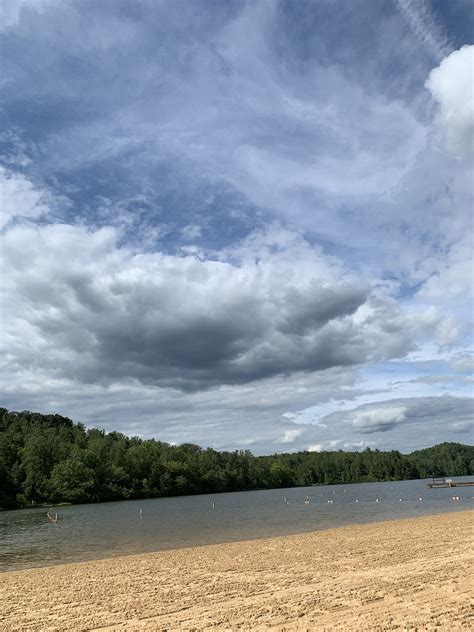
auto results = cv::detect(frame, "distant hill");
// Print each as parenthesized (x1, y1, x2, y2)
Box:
(1, 407, 473, 509)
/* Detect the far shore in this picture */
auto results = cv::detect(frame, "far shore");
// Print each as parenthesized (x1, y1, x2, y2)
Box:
(1, 510, 472, 631)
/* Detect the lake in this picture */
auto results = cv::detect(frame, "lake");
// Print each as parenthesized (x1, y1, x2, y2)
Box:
(1, 477, 472, 571)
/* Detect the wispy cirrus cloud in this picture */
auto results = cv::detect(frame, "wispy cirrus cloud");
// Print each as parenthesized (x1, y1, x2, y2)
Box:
(395, 0, 453, 60)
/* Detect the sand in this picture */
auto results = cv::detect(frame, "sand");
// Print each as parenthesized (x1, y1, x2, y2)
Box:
(0, 511, 472, 631)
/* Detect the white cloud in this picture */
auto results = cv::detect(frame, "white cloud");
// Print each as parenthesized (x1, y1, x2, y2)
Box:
(0, 166, 51, 229)
(278, 429, 303, 444)
(307, 439, 370, 453)
(181, 224, 202, 241)
(307, 444, 323, 453)
(318, 395, 474, 449)
(352, 406, 407, 433)
(417, 234, 474, 303)
(450, 354, 474, 373)
(426, 45, 474, 158)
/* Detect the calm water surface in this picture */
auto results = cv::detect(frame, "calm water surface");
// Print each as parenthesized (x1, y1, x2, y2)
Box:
(1, 477, 472, 571)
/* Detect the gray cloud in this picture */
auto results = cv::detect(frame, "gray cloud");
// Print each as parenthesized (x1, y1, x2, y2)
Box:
(352, 406, 407, 434)
(0, 366, 361, 453)
(2, 223, 429, 391)
(1, 370, 471, 454)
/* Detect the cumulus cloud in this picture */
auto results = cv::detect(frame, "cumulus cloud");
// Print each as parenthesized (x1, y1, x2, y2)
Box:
(2, 188, 466, 405)
(2, 222, 429, 391)
(352, 406, 407, 433)
(406, 46, 474, 317)
(426, 45, 474, 158)
(313, 396, 474, 451)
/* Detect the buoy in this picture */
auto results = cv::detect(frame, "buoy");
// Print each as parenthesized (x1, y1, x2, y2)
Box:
(212, 501, 216, 510)
(355, 499, 359, 503)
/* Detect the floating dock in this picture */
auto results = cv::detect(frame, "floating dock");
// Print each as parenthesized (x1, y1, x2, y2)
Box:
(427, 477, 474, 489)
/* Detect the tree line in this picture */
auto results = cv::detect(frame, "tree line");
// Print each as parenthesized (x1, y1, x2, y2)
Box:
(1, 408, 473, 509)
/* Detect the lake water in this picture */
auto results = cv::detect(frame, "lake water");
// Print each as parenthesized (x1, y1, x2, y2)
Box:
(1, 477, 472, 571)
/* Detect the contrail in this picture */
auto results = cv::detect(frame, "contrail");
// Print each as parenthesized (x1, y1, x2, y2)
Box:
(395, 0, 453, 61)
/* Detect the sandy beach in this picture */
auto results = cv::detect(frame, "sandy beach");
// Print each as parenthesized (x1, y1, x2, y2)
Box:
(1, 510, 472, 631)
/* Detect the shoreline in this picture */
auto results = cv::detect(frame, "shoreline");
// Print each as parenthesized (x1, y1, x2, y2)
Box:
(3, 473, 471, 514)
(1, 510, 472, 630)
(3, 498, 472, 574)
(1, 506, 472, 575)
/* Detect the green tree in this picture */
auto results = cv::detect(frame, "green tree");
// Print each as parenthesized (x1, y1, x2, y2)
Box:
(49, 456, 96, 503)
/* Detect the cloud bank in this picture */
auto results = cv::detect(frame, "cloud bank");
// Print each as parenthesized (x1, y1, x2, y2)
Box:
(2, 221, 432, 391)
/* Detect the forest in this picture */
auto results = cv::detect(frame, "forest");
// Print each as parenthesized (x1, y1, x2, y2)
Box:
(1, 408, 473, 509)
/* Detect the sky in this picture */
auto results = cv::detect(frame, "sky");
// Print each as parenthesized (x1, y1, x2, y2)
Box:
(0, 0, 473, 455)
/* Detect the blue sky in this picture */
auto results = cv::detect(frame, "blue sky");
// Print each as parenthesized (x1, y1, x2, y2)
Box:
(1, 0, 473, 453)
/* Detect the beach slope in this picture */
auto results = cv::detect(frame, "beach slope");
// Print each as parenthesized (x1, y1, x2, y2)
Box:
(1, 511, 472, 631)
